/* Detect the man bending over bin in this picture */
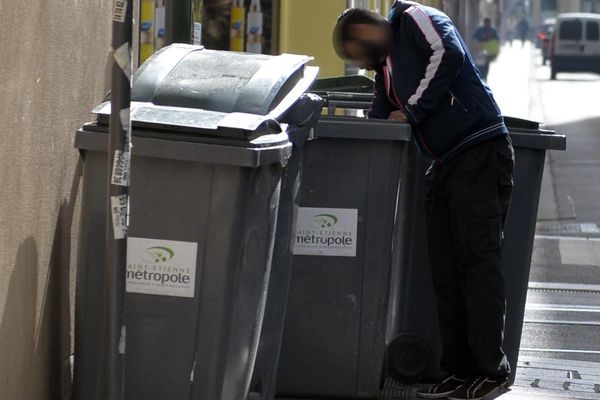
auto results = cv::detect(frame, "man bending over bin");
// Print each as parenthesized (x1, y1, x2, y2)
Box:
(332, 2, 515, 400)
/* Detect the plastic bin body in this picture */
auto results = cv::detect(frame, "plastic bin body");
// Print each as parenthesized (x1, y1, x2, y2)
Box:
(390, 120, 567, 385)
(251, 99, 324, 400)
(73, 128, 287, 400)
(72, 45, 320, 400)
(250, 148, 302, 400)
(276, 117, 412, 399)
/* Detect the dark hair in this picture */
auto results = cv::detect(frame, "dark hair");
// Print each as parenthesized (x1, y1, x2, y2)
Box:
(332, 8, 389, 58)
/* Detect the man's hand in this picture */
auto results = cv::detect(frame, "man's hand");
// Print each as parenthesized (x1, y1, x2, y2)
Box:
(388, 110, 408, 122)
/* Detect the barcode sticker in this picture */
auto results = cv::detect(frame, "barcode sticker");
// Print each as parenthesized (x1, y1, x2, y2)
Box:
(113, 0, 127, 22)
(111, 195, 129, 239)
(111, 150, 130, 187)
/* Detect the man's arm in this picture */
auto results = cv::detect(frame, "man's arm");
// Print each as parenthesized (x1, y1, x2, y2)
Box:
(366, 69, 395, 119)
(401, 7, 466, 124)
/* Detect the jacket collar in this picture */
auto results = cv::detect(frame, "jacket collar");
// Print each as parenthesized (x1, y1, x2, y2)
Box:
(388, 1, 418, 21)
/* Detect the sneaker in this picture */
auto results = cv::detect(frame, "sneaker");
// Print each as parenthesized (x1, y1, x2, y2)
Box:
(447, 376, 509, 400)
(416, 375, 468, 399)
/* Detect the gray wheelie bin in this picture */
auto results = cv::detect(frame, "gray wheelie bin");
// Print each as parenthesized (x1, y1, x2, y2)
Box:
(386, 117, 567, 386)
(276, 76, 413, 399)
(72, 44, 320, 400)
(275, 76, 567, 398)
(250, 93, 323, 400)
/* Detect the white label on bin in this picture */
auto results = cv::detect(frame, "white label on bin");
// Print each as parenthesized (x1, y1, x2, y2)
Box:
(293, 207, 358, 257)
(126, 238, 198, 298)
(111, 150, 130, 187)
(110, 194, 129, 239)
(113, 0, 127, 23)
(119, 108, 130, 132)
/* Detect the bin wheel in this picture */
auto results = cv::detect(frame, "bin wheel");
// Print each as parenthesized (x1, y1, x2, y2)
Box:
(387, 332, 433, 384)
(246, 392, 262, 400)
(247, 379, 263, 400)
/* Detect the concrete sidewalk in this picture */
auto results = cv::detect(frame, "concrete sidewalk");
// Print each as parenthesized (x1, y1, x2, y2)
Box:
(487, 43, 562, 226)
(487, 42, 542, 122)
(487, 43, 600, 400)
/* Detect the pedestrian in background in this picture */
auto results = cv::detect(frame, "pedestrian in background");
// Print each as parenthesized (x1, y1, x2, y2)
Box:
(473, 17, 501, 80)
(516, 17, 529, 47)
(332, 1, 515, 399)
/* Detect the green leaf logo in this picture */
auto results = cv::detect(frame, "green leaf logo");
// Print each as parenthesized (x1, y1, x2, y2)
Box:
(312, 214, 338, 228)
(143, 246, 175, 263)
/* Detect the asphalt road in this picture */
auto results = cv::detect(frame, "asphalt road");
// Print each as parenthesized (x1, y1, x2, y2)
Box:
(522, 50, 600, 363)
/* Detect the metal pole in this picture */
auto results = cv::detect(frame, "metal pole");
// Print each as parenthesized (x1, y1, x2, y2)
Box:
(106, 0, 133, 399)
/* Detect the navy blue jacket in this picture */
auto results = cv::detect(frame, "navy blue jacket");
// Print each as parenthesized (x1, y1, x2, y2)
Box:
(367, 1, 508, 162)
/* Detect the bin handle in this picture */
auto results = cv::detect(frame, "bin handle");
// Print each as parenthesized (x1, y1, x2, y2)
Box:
(265, 66, 320, 122)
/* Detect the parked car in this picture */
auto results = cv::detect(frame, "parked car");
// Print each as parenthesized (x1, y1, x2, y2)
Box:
(550, 13, 600, 80)
(536, 18, 555, 65)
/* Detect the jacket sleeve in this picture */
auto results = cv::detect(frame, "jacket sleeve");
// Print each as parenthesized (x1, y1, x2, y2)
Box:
(366, 69, 394, 119)
(401, 7, 465, 124)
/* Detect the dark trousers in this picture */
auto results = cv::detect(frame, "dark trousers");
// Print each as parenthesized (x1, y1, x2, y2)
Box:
(425, 135, 514, 379)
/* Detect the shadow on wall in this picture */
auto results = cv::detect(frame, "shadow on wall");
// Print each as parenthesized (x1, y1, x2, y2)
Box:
(0, 237, 39, 400)
(0, 161, 81, 400)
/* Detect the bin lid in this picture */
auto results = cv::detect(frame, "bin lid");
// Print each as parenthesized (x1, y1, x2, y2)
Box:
(309, 75, 374, 105)
(90, 101, 287, 146)
(508, 128, 566, 151)
(309, 75, 375, 96)
(77, 102, 294, 167)
(91, 45, 319, 143)
(132, 44, 317, 116)
(504, 116, 566, 151)
(315, 116, 412, 141)
(308, 81, 566, 150)
(504, 116, 541, 131)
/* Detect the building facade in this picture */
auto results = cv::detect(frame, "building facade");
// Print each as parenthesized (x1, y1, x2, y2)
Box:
(531, 0, 600, 27)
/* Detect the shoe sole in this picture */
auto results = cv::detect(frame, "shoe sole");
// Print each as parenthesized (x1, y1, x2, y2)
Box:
(417, 392, 456, 399)
(418, 386, 466, 399)
(447, 382, 509, 400)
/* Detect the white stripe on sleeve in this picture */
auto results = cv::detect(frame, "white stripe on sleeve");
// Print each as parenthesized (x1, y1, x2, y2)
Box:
(406, 6, 445, 106)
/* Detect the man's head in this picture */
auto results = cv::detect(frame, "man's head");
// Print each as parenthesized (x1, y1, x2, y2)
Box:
(332, 8, 393, 70)
(483, 17, 492, 28)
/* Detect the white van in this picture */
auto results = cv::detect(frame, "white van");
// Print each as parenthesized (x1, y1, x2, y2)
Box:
(550, 13, 600, 79)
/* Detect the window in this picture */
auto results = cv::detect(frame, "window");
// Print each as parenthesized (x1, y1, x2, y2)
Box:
(541, 0, 557, 11)
(582, 0, 600, 13)
(587, 21, 600, 41)
(559, 20, 583, 40)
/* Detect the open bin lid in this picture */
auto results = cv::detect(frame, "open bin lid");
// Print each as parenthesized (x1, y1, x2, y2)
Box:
(89, 45, 319, 145)
(309, 75, 375, 109)
(309, 75, 375, 96)
(132, 44, 317, 117)
(77, 46, 323, 167)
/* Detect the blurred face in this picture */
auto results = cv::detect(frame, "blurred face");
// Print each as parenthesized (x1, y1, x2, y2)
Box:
(341, 23, 392, 70)
(484, 18, 492, 28)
